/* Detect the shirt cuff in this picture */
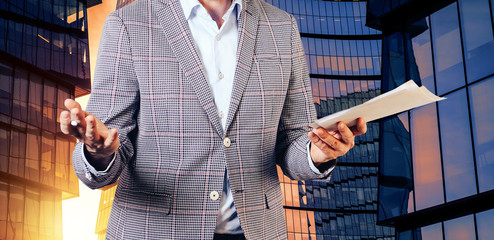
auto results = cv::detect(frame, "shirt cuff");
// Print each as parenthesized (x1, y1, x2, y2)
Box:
(80, 144, 116, 173)
(307, 141, 336, 176)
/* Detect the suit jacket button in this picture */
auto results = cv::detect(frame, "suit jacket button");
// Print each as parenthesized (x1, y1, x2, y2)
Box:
(223, 137, 231, 147)
(210, 191, 220, 201)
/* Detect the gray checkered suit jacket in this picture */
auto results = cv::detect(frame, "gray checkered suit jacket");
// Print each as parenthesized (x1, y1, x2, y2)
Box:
(72, 0, 331, 239)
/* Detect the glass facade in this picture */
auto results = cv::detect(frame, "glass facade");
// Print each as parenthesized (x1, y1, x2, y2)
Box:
(95, 1, 393, 239)
(0, 0, 91, 96)
(0, 0, 93, 238)
(397, 208, 494, 240)
(269, 1, 393, 239)
(370, 0, 494, 238)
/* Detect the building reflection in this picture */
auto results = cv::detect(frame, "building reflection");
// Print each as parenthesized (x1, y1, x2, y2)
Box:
(368, 0, 494, 238)
(0, 0, 95, 238)
(272, 0, 394, 239)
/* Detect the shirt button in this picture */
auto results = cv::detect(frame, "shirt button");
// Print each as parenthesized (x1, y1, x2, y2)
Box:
(218, 111, 224, 119)
(210, 191, 220, 201)
(85, 172, 92, 180)
(223, 137, 231, 147)
(216, 34, 221, 41)
(218, 72, 224, 79)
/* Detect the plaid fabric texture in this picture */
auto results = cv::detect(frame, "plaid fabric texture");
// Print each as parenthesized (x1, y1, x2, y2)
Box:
(72, 0, 328, 239)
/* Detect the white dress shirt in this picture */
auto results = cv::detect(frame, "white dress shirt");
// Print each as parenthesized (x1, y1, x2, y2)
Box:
(180, 0, 244, 233)
(81, 0, 333, 235)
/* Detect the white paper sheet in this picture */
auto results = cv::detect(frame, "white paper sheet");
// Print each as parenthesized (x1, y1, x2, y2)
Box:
(310, 80, 446, 131)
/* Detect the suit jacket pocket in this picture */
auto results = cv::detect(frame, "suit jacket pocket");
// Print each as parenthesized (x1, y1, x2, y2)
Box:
(114, 187, 173, 215)
(264, 184, 283, 210)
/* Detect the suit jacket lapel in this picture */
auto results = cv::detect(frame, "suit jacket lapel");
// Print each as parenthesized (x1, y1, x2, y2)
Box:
(154, 0, 224, 137)
(225, 0, 259, 133)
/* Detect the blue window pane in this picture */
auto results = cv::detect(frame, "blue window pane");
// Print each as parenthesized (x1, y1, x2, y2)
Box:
(278, 0, 285, 11)
(9, 0, 24, 16)
(0, 0, 7, 11)
(308, 38, 316, 55)
(28, 74, 43, 127)
(13, 68, 29, 122)
(377, 114, 413, 221)
(299, 16, 307, 33)
(476, 208, 494, 240)
(419, 223, 443, 240)
(314, 16, 322, 34)
(0, 62, 12, 116)
(53, 0, 65, 27)
(284, 0, 291, 13)
(37, 28, 51, 70)
(39, 0, 53, 23)
(430, 2, 465, 95)
(51, 32, 64, 73)
(322, 39, 330, 56)
(305, 0, 312, 15)
(408, 17, 435, 93)
(341, 17, 349, 35)
(299, 0, 306, 15)
(0, 18, 5, 51)
(411, 103, 444, 210)
(22, 24, 36, 65)
(290, 0, 297, 14)
(334, 18, 342, 35)
(26, 0, 37, 18)
(309, 55, 317, 74)
(306, 15, 314, 33)
(444, 215, 476, 240)
(318, 79, 326, 100)
(382, 33, 406, 91)
(469, 76, 494, 192)
(438, 89, 477, 201)
(459, 0, 494, 82)
(7, 21, 22, 58)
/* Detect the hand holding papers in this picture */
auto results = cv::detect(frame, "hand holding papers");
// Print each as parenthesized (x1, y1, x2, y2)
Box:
(310, 80, 446, 131)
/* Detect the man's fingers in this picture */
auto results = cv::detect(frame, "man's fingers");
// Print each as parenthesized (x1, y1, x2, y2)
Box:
(85, 115, 101, 143)
(60, 110, 78, 136)
(337, 122, 354, 146)
(328, 130, 341, 140)
(313, 127, 348, 154)
(352, 117, 367, 136)
(65, 98, 87, 129)
(309, 131, 335, 154)
(70, 108, 85, 132)
(70, 107, 86, 128)
(104, 128, 119, 148)
(64, 98, 82, 111)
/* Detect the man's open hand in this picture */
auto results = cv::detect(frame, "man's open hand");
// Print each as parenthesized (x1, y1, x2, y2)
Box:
(308, 117, 367, 168)
(60, 99, 119, 165)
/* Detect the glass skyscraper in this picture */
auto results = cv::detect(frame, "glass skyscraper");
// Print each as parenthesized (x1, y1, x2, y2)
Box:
(0, 0, 92, 238)
(367, 0, 494, 239)
(95, 0, 394, 239)
(266, 0, 394, 239)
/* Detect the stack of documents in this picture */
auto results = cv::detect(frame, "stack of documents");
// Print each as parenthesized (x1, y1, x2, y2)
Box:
(310, 80, 446, 131)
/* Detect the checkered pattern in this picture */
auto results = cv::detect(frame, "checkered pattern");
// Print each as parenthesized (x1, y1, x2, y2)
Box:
(72, 0, 327, 239)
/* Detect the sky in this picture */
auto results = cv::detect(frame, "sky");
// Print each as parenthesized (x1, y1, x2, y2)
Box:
(62, 1, 117, 239)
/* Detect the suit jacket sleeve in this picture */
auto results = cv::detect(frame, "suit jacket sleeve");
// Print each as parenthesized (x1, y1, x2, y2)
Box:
(275, 14, 334, 181)
(72, 11, 139, 189)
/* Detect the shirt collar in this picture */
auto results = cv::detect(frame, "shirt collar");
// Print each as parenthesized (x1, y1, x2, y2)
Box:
(179, 0, 243, 20)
